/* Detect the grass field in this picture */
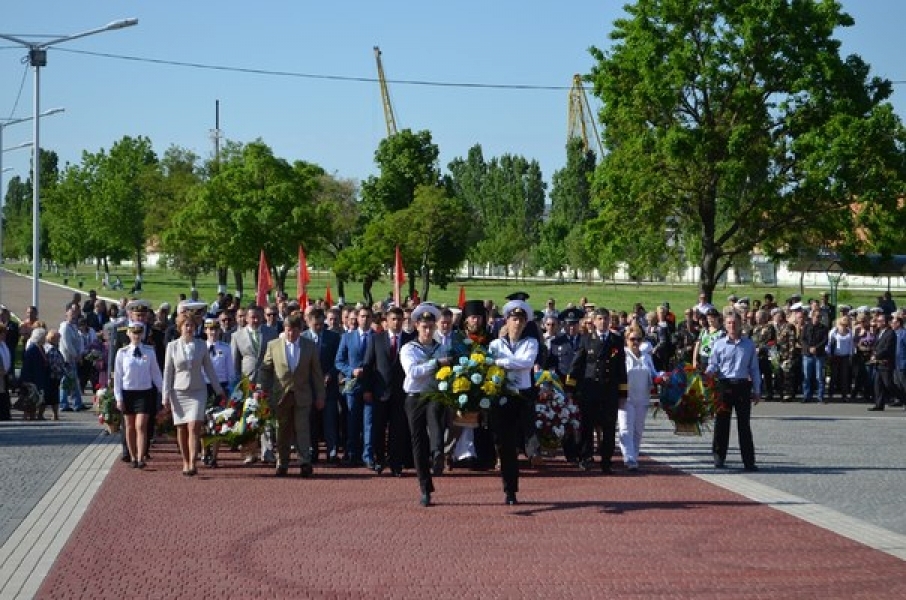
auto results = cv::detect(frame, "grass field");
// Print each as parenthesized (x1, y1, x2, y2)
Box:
(13, 261, 898, 315)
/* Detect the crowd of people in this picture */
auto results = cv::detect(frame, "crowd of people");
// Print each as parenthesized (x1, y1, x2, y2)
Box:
(1, 285, 903, 505)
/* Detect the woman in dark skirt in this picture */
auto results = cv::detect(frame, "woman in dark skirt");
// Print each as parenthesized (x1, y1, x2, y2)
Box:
(114, 323, 163, 468)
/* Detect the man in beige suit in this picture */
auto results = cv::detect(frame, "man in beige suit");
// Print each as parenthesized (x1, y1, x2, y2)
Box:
(260, 312, 326, 477)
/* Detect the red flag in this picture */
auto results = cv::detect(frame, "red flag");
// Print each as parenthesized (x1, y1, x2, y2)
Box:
(457, 285, 466, 309)
(297, 245, 311, 307)
(325, 284, 334, 307)
(393, 245, 406, 307)
(256, 249, 273, 308)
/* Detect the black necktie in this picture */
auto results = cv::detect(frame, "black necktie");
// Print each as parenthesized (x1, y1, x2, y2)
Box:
(209, 345, 216, 357)
(133, 347, 142, 358)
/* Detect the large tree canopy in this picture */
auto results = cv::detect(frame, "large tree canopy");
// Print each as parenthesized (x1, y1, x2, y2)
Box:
(586, 0, 906, 299)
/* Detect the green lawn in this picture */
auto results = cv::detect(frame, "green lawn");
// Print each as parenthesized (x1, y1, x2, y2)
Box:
(15, 262, 895, 314)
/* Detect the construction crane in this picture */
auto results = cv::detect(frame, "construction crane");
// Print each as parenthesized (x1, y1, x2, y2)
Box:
(567, 74, 604, 157)
(373, 46, 398, 137)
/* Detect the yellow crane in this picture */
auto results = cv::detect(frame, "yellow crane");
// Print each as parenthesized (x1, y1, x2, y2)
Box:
(567, 74, 604, 157)
(374, 46, 398, 137)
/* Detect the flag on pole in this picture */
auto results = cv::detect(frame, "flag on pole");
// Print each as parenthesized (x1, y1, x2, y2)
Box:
(297, 245, 311, 308)
(256, 249, 273, 308)
(457, 285, 466, 309)
(393, 245, 406, 307)
(325, 284, 334, 307)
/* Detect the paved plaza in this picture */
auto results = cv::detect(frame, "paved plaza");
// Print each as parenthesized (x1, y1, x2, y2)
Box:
(0, 271, 904, 598)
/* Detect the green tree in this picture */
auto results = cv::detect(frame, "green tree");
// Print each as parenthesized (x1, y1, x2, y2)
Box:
(359, 129, 442, 221)
(536, 138, 596, 276)
(310, 173, 359, 301)
(587, 0, 906, 300)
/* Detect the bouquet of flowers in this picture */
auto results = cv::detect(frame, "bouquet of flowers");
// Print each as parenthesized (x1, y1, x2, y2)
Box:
(95, 386, 121, 434)
(428, 342, 513, 424)
(533, 370, 581, 449)
(202, 377, 271, 448)
(656, 363, 721, 435)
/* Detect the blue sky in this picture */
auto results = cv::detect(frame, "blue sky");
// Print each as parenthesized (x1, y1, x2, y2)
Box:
(2, 1, 905, 196)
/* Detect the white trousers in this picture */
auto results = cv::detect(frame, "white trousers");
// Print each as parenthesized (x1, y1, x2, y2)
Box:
(618, 395, 649, 464)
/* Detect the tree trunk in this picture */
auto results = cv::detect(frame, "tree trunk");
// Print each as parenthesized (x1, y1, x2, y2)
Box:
(233, 268, 244, 300)
(699, 245, 719, 304)
(363, 276, 374, 306)
(337, 276, 346, 301)
(276, 266, 289, 293)
(217, 267, 228, 294)
(421, 269, 431, 302)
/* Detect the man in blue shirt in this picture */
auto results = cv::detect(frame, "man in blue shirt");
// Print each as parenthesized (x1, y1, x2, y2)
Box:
(707, 308, 761, 471)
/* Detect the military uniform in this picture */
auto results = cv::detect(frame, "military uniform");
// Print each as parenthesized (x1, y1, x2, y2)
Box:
(776, 321, 800, 401)
(750, 323, 777, 400)
(567, 325, 627, 472)
(545, 307, 584, 462)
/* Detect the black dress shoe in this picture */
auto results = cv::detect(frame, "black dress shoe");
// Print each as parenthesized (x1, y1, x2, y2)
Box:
(275, 467, 289, 477)
(137, 461, 147, 469)
(577, 458, 594, 472)
(373, 463, 385, 475)
(121, 455, 132, 463)
(600, 462, 612, 474)
(299, 463, 313, 478)
(420, 493, 432, 507)
(867, 406, 885, 411)
(391, 466, 403, 477)
(431, 454, 444, 476)
(744, 464, 759, 472)
(713, 453, 726, 468)
(505, 493, 518, 506)
(132, 460, 139, 469)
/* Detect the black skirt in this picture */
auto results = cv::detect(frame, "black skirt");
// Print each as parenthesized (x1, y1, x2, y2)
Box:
(122, 388, 155, 415)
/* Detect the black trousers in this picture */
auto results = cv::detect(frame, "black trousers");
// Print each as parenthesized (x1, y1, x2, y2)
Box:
(517, 387, 540, 459)
(405, 394, 436, 495)
(490, 396, 521, 494)
(712, 380, 756, 468)
(874, 367, 897, 409)
(425, 399, 447, 460)
(577, 382, 619, 464)
(372, 391, 410, 469)
(758, 355, 774, 399)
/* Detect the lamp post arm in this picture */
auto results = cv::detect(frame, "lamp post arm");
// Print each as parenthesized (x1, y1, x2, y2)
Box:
(42, 18, 138, 47)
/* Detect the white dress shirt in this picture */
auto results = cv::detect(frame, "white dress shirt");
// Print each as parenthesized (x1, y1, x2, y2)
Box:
(400, 340, 441, 394)
(114, 344, 164, 401)
(489, 336, 539, 391)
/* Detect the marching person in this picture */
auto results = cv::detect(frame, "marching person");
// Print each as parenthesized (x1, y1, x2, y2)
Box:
(362, 306, 414, 476)
(544, 307, 584, 463)
(621, 324, 660, 471)
(400, 304, 452, 506)
(707, 308, 761, 471)
(302, 308, 343, 464)
(260, 312, 326, 477)
(202, 317, 235, 467)
(163, 312, 225, 476)
(231, 304, 278, 464)
(489, 299, 540, 504)
(567, 307, 628, 474)
(114, 322, 164, 469)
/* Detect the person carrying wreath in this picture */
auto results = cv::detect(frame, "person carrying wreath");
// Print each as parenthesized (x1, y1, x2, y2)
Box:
(400, 304, 452, 507)
(707, 308, 761, 471)
(488, 299, 539, 505)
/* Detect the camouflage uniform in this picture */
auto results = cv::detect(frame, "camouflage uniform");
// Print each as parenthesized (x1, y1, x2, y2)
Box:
(750, 323, 777, 400)
(776, 321, 801, 400)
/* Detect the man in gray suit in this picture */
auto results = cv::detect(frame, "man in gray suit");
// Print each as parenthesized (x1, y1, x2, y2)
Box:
(231, 303, 278, 462)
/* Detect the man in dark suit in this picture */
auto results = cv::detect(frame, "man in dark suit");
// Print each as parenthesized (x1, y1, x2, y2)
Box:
(335, 305, 375, 467)
(302, 308, 342, 463)
(362, 306, 414, 476)
(567, 307, 628, 473)
(869, 312, 897, 411)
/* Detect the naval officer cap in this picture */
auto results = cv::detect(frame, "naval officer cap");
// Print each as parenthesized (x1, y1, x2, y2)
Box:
(411, 303, 441, 323)
(502, 299, 532, 320)
(559, 307, 584, 324)
(126, 299, 152, 312)
(505, 291, 531, 302)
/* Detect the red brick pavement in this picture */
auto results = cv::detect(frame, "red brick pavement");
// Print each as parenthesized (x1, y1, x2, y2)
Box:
(36, 441, 906, 599)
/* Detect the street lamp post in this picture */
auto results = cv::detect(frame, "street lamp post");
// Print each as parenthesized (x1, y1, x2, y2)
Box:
(0, 18, 137, 311)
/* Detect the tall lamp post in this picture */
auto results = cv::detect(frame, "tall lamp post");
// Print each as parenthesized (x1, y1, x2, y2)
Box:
(0, 18, 137, 311)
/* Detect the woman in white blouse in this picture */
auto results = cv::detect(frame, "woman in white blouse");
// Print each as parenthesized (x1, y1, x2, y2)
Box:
(827, 315, 855, 401)
(114, 322, 163, 469)
(622, 325, 661, 470)
(163, 313, 224, 476)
